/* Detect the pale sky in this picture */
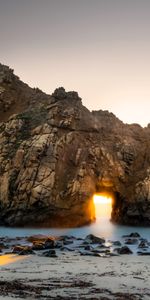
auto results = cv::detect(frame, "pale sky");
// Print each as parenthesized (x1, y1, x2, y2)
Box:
(0, 0, 150, 126)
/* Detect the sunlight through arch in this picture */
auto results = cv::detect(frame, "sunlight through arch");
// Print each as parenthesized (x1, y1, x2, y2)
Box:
(93, 193, 113, 220)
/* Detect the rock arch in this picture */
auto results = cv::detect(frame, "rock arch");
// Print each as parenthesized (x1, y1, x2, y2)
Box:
(0, 65, 150, 226)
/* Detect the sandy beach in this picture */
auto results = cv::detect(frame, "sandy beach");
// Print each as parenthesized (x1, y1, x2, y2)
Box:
(0, 252, 149, 300)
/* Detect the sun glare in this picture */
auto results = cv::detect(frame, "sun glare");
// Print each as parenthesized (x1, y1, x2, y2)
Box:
(93, 194, 112, 205)
(93, 193, 113, 219)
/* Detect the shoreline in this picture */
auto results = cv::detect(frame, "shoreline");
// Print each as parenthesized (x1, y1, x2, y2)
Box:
(0, 232, 150, 299)
(0, 253, 150, 299)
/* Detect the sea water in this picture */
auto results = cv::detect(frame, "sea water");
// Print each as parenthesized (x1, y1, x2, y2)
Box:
(0, 216, 149, 241)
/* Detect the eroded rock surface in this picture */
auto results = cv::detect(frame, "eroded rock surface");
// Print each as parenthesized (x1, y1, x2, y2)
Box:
(0, 63, 150, 226)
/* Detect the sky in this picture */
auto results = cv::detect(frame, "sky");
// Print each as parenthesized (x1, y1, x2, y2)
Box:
(0, 0, 150, 126)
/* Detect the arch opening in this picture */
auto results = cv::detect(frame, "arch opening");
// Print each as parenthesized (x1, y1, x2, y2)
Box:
(92, 192, 113, 221)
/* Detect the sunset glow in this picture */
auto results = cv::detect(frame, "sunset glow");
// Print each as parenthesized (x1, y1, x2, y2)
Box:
(0, 254, 26, 266)
(1, 1, 150, 126)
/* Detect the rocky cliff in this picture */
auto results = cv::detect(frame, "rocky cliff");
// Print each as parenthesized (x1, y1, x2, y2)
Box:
(0, 63, 150, 227)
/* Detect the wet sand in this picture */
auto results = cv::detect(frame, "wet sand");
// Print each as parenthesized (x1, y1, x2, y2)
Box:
(0, 254, 26, 266)
(0, 253, 150, 299)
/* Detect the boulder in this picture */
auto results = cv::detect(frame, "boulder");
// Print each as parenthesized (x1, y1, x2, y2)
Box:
(32, 238, 55, 250)
(12, 245, 34, 255)
(84, 245, 93, 251)
(125, 238, 138, 245)
(84, 234, 105, 244)
(137, 251, 150, 256)
(79, 250, 100, 257)
(41, 250, 57, 257)
(116, 246, 133, 255)
(27, 235, 54, 243)
(113, 241, 122, 246)
(19, 248, 35, 255)
(129, 232, 141, 238)
(138, 240, 149, 249)
(32, 242, 45, 251)
(122, 232, 141, 238)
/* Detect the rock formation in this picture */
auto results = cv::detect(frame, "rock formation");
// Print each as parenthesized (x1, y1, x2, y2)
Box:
(0, 63, 150, 227)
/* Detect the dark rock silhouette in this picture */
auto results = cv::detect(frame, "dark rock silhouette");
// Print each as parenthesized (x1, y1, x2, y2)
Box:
(0, 63, 150, 227)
